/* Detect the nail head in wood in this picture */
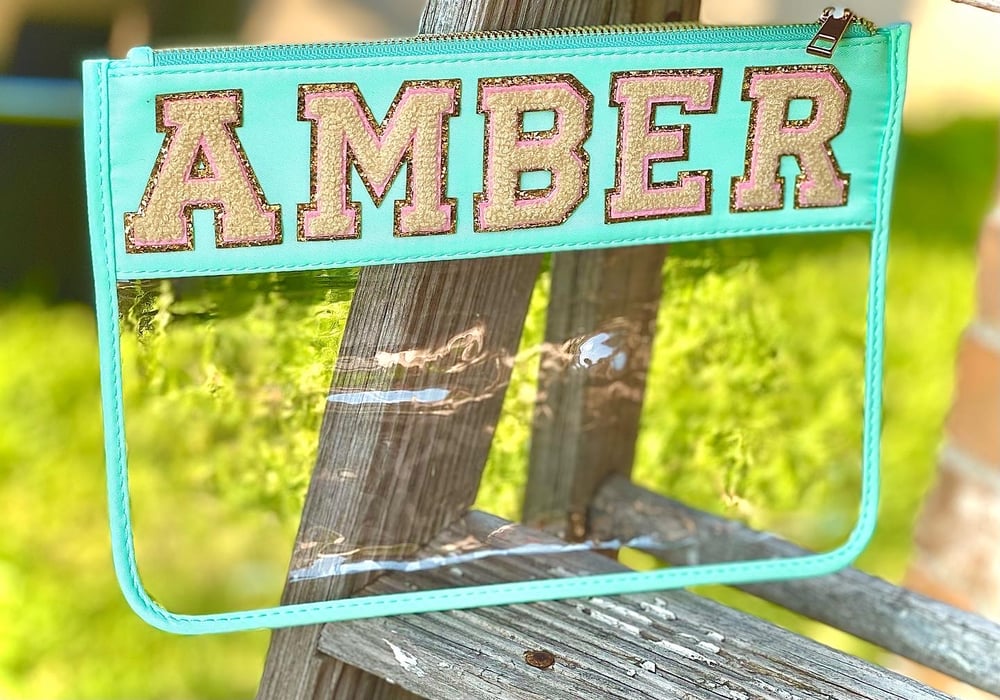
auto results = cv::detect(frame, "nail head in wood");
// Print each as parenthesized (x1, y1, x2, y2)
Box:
(522, 649, 556, 669)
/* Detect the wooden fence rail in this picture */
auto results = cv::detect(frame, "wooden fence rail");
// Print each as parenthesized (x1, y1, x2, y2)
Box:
(591, 475, 1000, 695)
(316, 511, 952, 700)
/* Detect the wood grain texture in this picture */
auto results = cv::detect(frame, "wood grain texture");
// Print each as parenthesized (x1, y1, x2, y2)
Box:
(317, 511, 949, 700)
(523, 248, 668, 538)
(258, 1, 686, 697)
(953, 0, 1000, 12)
(522, 0, 699, 541)
(590, 476, 1000, 696)
(257, 257, 540, 700)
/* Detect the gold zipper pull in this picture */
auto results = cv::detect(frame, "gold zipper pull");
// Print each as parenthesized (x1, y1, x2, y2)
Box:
(807, 6, 857, 58)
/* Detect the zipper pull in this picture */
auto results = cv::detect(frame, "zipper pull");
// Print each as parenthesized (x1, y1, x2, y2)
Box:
(806, 6, 856, 58)
(125, 46, 154, 67)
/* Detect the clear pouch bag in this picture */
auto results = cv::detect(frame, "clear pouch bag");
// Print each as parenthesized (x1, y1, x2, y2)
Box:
(83, 18, 909, 633)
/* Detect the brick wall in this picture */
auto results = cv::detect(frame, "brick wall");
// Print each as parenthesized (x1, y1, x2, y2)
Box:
(898, 191, 1000, 699)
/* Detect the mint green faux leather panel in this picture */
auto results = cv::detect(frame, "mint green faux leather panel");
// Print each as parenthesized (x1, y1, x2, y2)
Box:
(90, 27, 899, 279)
(83, 22, 909, 634)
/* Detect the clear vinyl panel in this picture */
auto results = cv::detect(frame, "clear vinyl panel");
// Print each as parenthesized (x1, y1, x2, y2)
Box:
(120, 233, 870, 615)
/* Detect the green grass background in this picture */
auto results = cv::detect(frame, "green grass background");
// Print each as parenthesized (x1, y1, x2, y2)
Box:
(0, 119, 996, 698)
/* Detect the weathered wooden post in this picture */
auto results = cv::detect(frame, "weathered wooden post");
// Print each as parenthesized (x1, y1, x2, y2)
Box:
(257, 1, 699, 698)
(523, 248, 669, 539)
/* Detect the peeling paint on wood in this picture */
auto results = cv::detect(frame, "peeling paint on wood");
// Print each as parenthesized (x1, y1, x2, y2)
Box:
(384, 640, 426, 678)
(317, 513, 950, 700)
(591, 476, 1000, 696)
(639, 599, 678, 621)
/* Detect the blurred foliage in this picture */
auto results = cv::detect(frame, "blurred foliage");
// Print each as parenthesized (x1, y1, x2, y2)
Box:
(0, 118, 996, 698)
(634, 234, 869, 545)
(479, 232, 870, 552)
(0, 303, 270, 699)
(119, 272, 354, 615)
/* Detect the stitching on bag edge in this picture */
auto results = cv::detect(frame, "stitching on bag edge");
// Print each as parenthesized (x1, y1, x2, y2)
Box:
(117, 221, 875, 276)
(107, 38, 887, 78)
(101, 32, 901, 629)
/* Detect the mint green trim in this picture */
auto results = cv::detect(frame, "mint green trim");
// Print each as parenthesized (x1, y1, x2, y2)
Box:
(83, 23, 909, 635)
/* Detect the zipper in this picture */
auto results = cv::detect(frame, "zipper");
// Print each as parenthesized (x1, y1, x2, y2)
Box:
(128, 9, 877, 68)
(807, 6, 877, 58)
